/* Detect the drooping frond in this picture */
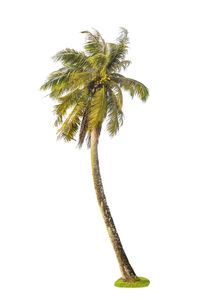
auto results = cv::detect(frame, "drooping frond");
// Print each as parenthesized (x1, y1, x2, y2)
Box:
(57, 100, 86, 142)
(77, 101, 92, 148)
(109, 81, 123, 111)
(106, 87, 124, 136)
(81, 30, 106, 56)
(88, 86, 107, 130)
(53, 49, 92, 72)
(111, 74, 149, 101)
(54, 88, 81, 127)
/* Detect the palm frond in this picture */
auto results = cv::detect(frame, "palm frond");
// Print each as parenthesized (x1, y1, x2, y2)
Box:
(106, 88, 124, 136)
(88, 53, 107, 72)
(57, 100, 85, 142)
(81, 30, 106, 56)
(109, 81, 123, 110)
(106, 43, 128, 73)
(92, 28, 107, 53)
(66, 72, 93, 90)
(111, 60, 131, 72)
(53, 88, 81, 127)
(41, 71, 92, 99)
(88, 86, 107, 129)
(117, 27, 129, 45)
(111, 74, 149, 101)
(40, 68, 71, 92)
(78, 102, 91, 148)
(53, 49, 91, 72)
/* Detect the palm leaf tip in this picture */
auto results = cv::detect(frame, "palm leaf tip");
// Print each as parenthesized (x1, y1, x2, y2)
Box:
(140, 85, 149, 101)
(117, 27, 129, 45)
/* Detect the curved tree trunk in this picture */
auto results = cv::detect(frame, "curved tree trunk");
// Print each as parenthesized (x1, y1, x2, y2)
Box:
(90, 128, 137, 282)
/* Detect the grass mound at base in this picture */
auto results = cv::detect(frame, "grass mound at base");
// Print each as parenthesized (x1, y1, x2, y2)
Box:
(114, 276, 150, 288)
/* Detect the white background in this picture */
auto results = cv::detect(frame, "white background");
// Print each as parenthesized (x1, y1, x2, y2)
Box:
(0, 0, 200, 299)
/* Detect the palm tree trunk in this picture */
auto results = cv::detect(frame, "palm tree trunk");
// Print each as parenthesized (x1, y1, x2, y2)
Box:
(90, 128, 137, 282)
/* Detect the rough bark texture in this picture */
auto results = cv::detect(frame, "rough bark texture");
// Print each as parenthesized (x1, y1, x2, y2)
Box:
(90, 128, 136, 282)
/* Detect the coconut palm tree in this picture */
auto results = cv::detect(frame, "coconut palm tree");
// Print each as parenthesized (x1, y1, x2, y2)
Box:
(40, 28, 149, 287)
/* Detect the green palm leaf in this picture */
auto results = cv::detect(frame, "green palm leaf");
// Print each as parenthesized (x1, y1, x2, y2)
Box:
(53, 48, 91, 72)
(81, 29, 106, 56)
(88, 86, 106, 130)
(106, 88, 124, 136)
(106, 43, 128, 73)
(78, 103, 91, 148)
(111, 74, 149, 101)
(57, 100, 86, 142)
(53, 88, 81, 126)
(88, 53, 107, 73)
(40, 68, 71, 92)
(109, 81, 123, 110)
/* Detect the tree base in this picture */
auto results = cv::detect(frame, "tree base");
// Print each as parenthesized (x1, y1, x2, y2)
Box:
(114, 276, 150, 288)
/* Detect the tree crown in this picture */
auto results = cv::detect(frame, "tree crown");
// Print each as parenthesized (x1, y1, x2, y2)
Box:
(40, 28, 149, 147)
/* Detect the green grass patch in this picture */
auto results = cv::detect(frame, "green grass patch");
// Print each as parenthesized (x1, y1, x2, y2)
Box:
(114, 276, 150, 288)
